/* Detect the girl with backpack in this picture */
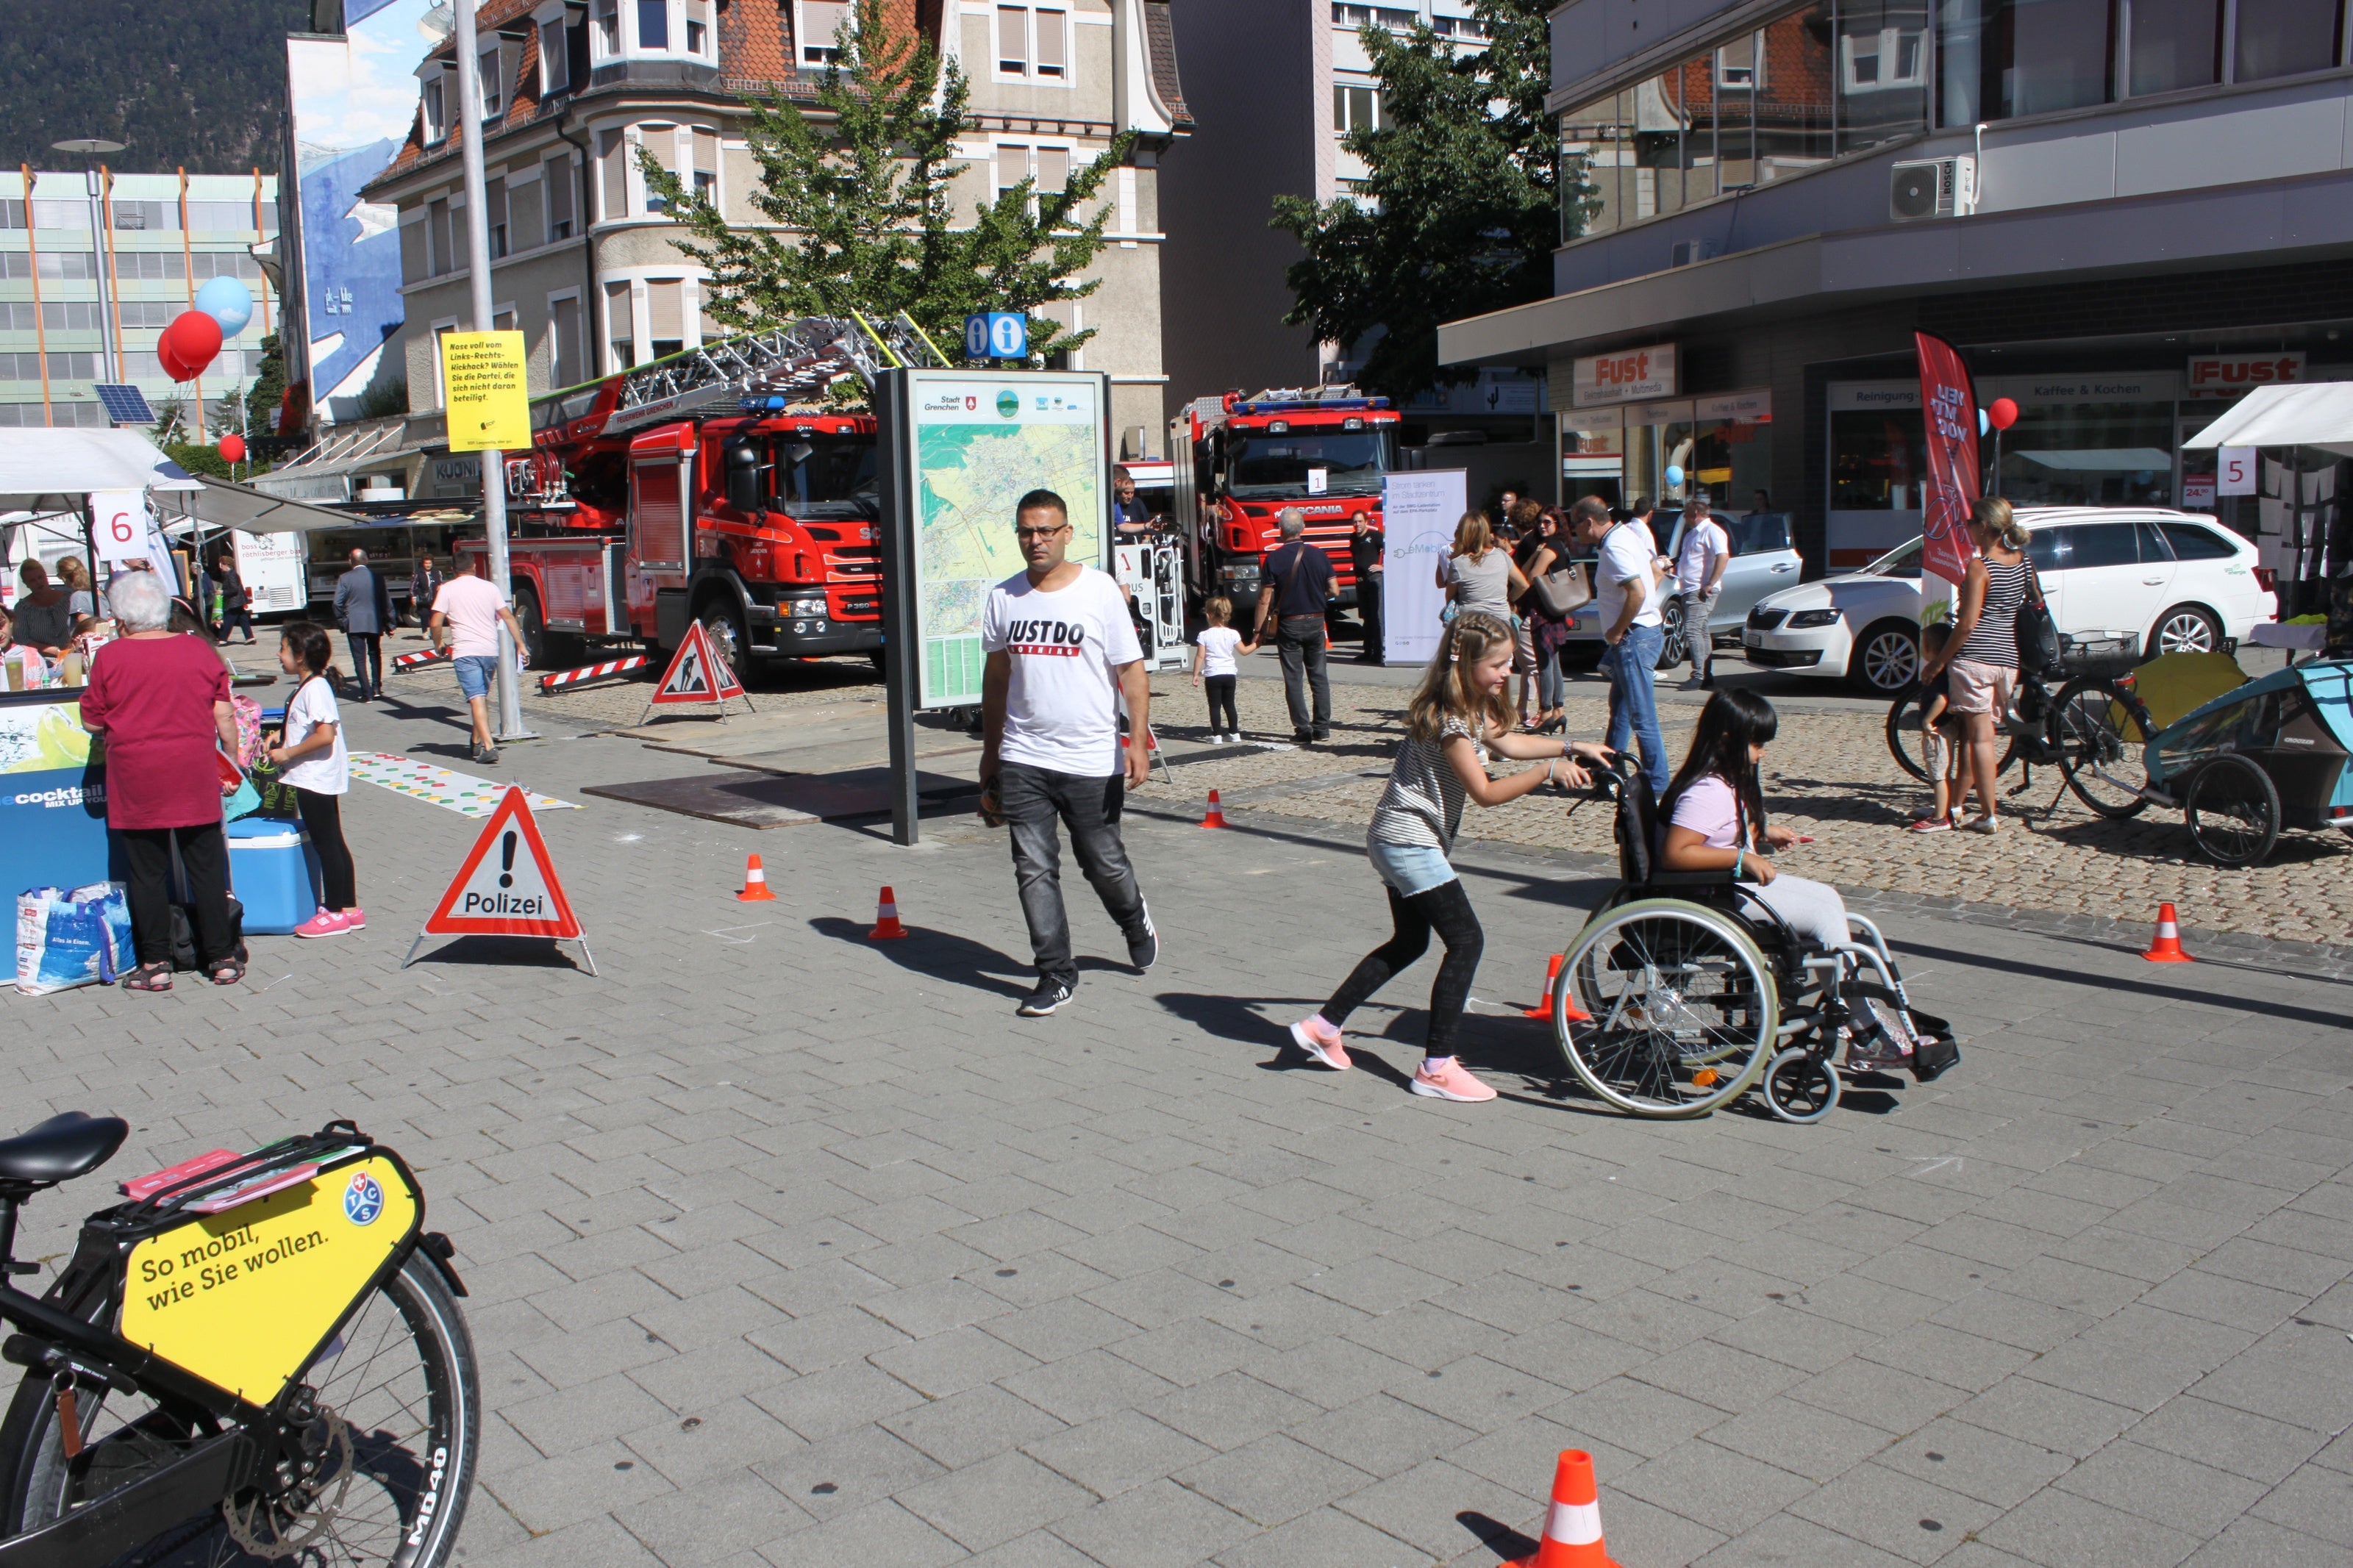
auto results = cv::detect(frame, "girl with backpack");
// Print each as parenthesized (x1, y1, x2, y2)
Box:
(268, 623, 363, 937)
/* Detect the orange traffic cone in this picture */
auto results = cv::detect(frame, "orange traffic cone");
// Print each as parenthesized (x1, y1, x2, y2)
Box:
(868, 886, 908, 940)
(736, 853, 776, 903)
(1200, 790, 1229, 829)
(1522, 955, 1591, 1023)
(2140, 901, 2194, 962)
(1510, 1450, 1624, 1568)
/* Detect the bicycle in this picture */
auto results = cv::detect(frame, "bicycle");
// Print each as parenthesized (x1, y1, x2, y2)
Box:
(0, 1114, 478, 1567)
(1884, 659, 2157, 823)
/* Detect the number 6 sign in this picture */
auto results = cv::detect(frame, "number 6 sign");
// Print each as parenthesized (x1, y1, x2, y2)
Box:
(93, 490, 149, 565)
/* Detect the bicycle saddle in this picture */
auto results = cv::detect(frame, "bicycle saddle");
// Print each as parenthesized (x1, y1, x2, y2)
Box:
(0, 1112, 129, 1185)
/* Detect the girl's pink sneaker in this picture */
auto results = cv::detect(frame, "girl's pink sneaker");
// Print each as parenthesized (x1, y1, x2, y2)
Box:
(338, 908, 366, 931)
(293, 910, 349, 939)
(1287, 1016, 1352, 1070)
(1411, 1058, 1497, 1102)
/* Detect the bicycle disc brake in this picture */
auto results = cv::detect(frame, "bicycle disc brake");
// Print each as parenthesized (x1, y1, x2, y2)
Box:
(224, 1411, 354, 1560)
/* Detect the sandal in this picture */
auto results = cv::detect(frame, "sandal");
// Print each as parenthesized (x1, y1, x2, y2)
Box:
(121, 962, 173, 992)
(207, 957, 246, 987)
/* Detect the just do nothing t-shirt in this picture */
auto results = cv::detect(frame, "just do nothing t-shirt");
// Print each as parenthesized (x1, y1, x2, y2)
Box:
(981, 565, 1143, 776)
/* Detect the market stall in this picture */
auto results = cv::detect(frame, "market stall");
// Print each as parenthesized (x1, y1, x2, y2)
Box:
(2183, 384, 2353, 626)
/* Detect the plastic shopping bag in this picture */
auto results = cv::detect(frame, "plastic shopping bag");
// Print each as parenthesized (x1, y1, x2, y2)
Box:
(15, 882, 133, 995)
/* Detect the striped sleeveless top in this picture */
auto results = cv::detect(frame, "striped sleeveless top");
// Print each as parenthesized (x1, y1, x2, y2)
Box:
(1958, 558, 2029, 668)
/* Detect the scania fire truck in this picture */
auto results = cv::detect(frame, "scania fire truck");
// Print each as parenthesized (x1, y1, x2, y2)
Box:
(1168, 386, 1399, 615)
(453, 315, 941, 675)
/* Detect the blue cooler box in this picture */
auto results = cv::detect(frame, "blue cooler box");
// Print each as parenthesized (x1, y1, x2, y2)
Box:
(226, 817, 321, 934)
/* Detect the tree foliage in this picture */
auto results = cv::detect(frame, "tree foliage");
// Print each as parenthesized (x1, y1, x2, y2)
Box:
(642, 0, 1131, 367)
(1271, 1, 1572, 404)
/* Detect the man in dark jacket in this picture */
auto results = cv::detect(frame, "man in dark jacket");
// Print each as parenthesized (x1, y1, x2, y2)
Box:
(1347, 510, 1384, 665)
(333, 548, 394, 700)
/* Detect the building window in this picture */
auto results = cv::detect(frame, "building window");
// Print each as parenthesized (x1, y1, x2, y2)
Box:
(1841, 24, 1927, 90)
(1429, 12, 1493, 40)
(595, 0, 620, 55)
(641, 124, 678, 213)
(424, 76, 447, 143)
(428, 197, 454, 275)
(686, 0, 710, 54)
(479, 49, 503, 116)
(1716, 32, 1762, 88)
(1938, 0, 2113, 123)
(544, 155, 576, 241)
(1333, 84, 1381, 132)
(638, 0, 670, 49)
(693, 126, 720, 207)
(2128, 0, 2222, 94)
(799, 0, 849, 65)
(646, 279, 685, 360)
(2233, 0, 2343, 82)
(997, 5, 1069, 81)
(1331, 4, 1418, 29)
(542, 18, 570, 93)
(604, 281, 635, 370)
(550, 293, 582, 386)
(486, 177, 510, 259)
(993, 143, 1072, 214)
(598, 128, 628, 221)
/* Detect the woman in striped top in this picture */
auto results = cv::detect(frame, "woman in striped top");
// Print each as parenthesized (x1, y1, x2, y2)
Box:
(1287, 612, 1613, 1102)
(1918, 498, 2031, 833)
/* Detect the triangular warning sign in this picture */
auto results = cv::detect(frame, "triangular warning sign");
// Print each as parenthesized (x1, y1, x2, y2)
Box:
(420, 786, 583, 940)
(650, 620, 746, 706)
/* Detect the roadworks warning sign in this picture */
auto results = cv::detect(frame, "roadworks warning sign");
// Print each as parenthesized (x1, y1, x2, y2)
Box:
(650, 620, 746, 706)
(421, 785, 582, 939)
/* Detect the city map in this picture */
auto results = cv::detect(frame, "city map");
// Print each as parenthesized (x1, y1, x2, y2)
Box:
(910, 373, 1107, 707)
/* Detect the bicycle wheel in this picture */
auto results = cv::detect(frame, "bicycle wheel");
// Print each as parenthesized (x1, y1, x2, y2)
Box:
(2049, 676, 2153, 819)
(1557, 898, 1779, 1117)
(1885, 695, 2018, 784)
(2185, 754, 2280, 867)
(0, 1250, 479, 1568)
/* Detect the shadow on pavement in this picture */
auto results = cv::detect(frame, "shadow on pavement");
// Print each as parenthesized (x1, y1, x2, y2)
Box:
(808, 916, 1032, 999)
(404, 935, 592, 971)
(1893, 937, 2353, 1026)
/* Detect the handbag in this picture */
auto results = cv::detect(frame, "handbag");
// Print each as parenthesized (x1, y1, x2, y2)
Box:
(1529, 559, 1592, 620)
(2014, 560, 2061, 674)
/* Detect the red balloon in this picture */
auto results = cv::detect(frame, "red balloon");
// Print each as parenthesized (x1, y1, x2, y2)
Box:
(1988, 397, 2019, 432)
(218, 434, 246, 463)
(163, 309, 223, 379)
(157, 338, 193, 383)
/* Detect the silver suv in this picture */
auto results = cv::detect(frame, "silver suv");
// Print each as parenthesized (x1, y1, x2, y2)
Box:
(1557, 509, 1804, 671)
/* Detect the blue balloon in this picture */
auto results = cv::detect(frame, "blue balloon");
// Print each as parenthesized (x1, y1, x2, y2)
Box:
(194, 276, 254, 337)
(1978, 409, 1990, 437)
(1664, 464, 1685, 488)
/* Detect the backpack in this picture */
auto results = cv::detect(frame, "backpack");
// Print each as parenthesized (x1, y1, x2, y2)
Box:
(229, 693, 267, 771)
(170, 895, 248, 972)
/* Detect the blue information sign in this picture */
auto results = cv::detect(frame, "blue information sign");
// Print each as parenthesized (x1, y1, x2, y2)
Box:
(963, 312, 1028, 362)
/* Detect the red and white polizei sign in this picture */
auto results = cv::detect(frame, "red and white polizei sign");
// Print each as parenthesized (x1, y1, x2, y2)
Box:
(2186, 353, 2304, 398)
(1573, 343, 1677, 407)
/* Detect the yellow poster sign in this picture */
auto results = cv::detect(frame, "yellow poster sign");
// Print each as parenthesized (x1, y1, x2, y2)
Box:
(120, 1157, 419, 1403)
(440, 330, 532, 452)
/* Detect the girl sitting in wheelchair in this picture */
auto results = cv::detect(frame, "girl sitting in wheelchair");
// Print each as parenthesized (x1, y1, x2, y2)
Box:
(1657, 690, 1913, 1068)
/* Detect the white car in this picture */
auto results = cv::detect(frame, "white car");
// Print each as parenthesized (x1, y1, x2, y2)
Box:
(1742, 507, 2279, 695)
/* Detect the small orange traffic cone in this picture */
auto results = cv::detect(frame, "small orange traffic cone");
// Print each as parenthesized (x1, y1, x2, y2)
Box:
(1522, 955, 1591, 1023)
(736, 853, 776, 903)
(1510, 1450, 1624, 1568)
(1200, 790, 1229, 829)
(2141, 901, 2194, 962)
(868, 886, 908, 940)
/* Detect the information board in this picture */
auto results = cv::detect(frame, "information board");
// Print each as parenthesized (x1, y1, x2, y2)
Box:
(1379, 469, 1465, 666)
(899, 370, 1110, 708)
(440, 331, 531, 453)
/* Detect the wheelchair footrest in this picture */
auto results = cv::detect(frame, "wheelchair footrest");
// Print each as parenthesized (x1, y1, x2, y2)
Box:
(1905, 1006, 1960, 1082)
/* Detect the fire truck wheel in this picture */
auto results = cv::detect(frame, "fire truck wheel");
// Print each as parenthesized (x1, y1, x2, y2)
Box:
(699, 599, 753, 682)
(511, 585, 548, 668)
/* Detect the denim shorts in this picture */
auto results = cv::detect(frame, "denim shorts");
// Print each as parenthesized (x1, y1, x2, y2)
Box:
(1367, 839, 1458, 898)
(453, 654, 499, 701)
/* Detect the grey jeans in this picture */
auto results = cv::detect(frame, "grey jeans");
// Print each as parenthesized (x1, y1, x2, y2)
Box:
(1275, 615, 1331, 734)
(999, 762, 1150, 985)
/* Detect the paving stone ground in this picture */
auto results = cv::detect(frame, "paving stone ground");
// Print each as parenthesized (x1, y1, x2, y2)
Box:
(9, 656, 2351, 1568)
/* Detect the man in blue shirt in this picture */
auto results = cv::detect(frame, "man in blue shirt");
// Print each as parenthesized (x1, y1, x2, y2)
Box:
(1250, 509, 1337, 743)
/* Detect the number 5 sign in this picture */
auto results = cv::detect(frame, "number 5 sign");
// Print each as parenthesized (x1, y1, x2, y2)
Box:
(2216, 446, 2257, 497)
(93, 490, 151, 565)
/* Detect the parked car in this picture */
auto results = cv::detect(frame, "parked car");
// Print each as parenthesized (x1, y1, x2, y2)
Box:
(1741, 507, 2278, 695)
(1556, 509, 1804, 671)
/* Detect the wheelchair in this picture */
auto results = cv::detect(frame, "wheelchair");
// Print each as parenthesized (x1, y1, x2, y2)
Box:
(1552, 756, 1960, 1123)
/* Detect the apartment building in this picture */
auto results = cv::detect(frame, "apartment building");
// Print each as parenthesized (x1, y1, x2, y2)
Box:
(359, 0, 1190, 455)
(0, 171, 279, 430)
(1440, 0, 2353, 583)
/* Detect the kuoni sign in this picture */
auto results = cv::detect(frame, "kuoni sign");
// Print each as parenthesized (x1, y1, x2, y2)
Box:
(440, 331, 531, 451)
(1572, 343, 1677, 407)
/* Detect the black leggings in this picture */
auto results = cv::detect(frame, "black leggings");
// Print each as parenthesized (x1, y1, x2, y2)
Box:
(1321, 878, 1484, 1057)
(1203, 674, 1238, 733)
(294, 787, 358, 911)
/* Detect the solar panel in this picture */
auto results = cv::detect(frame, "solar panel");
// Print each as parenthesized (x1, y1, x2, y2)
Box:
(96, 384, 157, 426)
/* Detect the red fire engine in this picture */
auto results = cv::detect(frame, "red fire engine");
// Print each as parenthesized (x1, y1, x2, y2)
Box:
(1168, 386, 1399, 615)
(454, 315, 940, 674)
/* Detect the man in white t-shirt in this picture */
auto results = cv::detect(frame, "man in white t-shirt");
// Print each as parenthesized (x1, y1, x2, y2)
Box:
(1572, 494, 1671, 795)
(1671, 489, 1731, 690)
(429, 571, 529, 766)
(980, 488, 1156, 1017)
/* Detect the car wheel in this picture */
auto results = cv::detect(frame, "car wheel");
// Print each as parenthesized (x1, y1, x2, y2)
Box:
(2148, 604, 2222, 659)
(1657, 599, 1688, 670)
(1849, 619, 1919, 695)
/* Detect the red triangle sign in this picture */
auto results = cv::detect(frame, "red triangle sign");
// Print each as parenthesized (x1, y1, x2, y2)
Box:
(650, 620, 746, 706)
(421, 787, 584, 939)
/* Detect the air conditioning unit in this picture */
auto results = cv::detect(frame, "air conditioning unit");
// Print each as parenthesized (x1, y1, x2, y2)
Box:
(1890, 156, 1977, 221)
(1670, 237, 1722, 268)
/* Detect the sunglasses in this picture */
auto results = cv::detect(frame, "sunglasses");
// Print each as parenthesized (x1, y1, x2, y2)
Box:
(1014, 523, 1071, 540)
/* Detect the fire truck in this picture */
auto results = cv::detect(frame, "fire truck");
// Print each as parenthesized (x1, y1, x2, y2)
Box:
(454, 315, 942, 674)
(1168, 386, 1400, 615)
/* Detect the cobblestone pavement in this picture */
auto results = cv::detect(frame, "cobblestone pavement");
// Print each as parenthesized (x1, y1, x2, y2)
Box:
(5, 684, 2349, 1568)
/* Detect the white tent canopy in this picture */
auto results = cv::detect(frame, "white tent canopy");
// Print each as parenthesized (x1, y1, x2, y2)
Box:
(2181, 383, 2353, 460)
(171, 477, 368, 535)
(0, 429, 204, 512)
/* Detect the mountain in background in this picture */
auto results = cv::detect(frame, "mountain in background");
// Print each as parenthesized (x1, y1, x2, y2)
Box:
(1, 0, 314, 176)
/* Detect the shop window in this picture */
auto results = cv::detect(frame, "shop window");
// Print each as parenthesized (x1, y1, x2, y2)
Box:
(1938, 0, 2113, 125)
(1831, 409, 1927, 509)
(1996, 401, 2176, 506)
(2128, 0, 2221, 94)
(2233, 0, 2343, 82)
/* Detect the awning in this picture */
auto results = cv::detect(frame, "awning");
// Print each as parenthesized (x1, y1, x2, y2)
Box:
(170, 478, 382, 535)
(2181, 384, 2353, 459)
(0, 429, 204, 511)
(2013, 448, 2176, 472)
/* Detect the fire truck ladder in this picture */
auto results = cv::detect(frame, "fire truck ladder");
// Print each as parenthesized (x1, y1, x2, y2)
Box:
(604, 312, 948, 436)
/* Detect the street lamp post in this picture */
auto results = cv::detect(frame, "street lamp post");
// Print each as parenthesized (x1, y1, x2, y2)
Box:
(52, 140, 126, 388)
(451, 1, 532, 743)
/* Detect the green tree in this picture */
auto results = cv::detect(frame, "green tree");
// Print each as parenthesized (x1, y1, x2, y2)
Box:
(1271, 1, 1574, 404)
(640, 0, 1131, 369)
(244, 331, 289, 443)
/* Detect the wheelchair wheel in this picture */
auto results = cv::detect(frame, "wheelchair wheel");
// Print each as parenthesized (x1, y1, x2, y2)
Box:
(2049, 677, 2153, 819)
(1557, 898, 1779, 1117)
(1760, 1048, 1840, 1123)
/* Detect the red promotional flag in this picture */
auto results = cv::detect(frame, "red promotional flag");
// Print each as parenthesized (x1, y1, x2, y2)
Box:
(1915, 331, 1981, 587)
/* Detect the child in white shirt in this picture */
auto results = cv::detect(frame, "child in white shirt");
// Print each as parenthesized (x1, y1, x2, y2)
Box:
(1190, 595, 1256, 742)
